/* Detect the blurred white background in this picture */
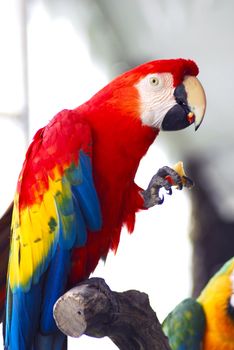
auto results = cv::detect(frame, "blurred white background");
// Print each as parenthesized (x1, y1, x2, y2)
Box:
(1, 0, 234, 348)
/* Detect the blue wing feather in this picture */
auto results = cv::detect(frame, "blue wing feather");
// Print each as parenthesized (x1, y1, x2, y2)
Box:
(5, 281, 43, 350)
(40, 248, 70, 333)
(72, 193, 88, 247)
(72, 151, 102, 231)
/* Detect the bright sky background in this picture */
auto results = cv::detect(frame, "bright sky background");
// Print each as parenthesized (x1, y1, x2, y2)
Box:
(0, 1, 192, 348)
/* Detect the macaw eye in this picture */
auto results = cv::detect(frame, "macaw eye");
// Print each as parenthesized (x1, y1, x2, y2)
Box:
(150, 76, 159, 86)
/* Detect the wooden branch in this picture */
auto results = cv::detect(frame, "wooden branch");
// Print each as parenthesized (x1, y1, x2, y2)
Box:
(53, 277, 171, 350)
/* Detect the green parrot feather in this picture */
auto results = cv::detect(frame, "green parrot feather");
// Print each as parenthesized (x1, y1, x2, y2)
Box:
(162, 298, 205, 350)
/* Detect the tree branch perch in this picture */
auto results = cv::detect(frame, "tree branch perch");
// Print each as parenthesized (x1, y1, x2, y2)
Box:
(53, 277, 171, 350)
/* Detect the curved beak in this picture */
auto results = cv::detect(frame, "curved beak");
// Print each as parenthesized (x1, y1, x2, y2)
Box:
(183, 75, 206, 131)
(161, 75, 206, 131)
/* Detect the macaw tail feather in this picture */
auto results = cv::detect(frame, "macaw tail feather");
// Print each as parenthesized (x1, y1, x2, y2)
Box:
(34, 332, 67, 350)
(4, 246, 70, 350)
(4, 332, 67, 350)
(0, 203, 13, 322)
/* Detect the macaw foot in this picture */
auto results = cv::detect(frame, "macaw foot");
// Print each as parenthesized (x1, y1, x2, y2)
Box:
(142, 166, 193, 208)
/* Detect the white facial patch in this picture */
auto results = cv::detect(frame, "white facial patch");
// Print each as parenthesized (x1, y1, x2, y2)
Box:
(135, 73, 177, 129)
(230, 270, 234, 307)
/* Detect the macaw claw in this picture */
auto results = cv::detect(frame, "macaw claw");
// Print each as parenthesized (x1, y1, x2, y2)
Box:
(181, 175, 194, 189)
(142, 165, 193, 208)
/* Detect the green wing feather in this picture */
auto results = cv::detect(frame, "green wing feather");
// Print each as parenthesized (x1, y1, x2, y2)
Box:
(162, 298, 206, 350)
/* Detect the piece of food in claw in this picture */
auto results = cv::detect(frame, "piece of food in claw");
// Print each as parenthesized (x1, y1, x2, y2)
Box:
(173, 161, 194, 189)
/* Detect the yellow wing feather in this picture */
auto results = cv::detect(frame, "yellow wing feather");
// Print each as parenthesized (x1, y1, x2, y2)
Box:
(8, 172, 64, 291)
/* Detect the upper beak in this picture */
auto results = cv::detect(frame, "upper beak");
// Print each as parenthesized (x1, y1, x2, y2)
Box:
(161, 75, 206, 131)
(183, 75, 206, 131)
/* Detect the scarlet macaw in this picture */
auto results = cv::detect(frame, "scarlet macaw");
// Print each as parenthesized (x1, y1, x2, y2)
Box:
(2, 58, 206, 349)
(163, 257, 234, 349)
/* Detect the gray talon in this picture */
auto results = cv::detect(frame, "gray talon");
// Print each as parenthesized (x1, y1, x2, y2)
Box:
(183, 176, 194, 189)
(158, 195, 164, 205)
(167, 188, 172, 195)
(142, 165, 186, 208)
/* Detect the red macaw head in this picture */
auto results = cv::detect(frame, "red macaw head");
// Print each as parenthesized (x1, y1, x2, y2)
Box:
(104, 58, 206, 132)
(134, 59, 206, 131)
(87, 58, 206, 132)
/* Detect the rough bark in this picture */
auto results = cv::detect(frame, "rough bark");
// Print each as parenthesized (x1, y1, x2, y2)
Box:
(53, 277, 171, 350)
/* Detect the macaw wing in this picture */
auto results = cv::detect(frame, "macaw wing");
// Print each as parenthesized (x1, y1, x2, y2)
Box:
(162, 298, 206, 350)
(5, 110, 102, 350)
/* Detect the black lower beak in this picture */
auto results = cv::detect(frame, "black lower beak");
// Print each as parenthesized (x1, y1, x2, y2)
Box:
(161, 84, 193, 131)
(161, 104, 192, 131)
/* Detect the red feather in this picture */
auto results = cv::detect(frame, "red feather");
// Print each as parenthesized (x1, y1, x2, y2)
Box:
(18, 111, 92, 210)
